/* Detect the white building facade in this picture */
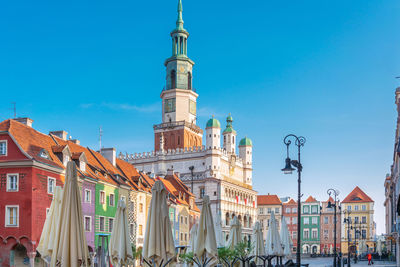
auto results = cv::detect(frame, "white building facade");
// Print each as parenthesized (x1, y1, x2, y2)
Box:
(120, 0, 257, 241)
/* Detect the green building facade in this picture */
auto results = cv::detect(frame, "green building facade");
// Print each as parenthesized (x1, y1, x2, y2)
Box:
(301, 197, 321, 254)
(95, 181, 119, 249)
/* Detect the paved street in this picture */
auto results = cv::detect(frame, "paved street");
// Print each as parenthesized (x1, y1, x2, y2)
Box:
(297, 257, 396, 267)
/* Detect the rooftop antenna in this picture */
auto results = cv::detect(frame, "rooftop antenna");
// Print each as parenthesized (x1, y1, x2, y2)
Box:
(11, 102, 16, 118)
(99, 126, 103, 153)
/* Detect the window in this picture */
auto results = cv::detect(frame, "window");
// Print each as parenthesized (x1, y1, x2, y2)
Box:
(109, 218, 114, 232)
(324, 216, 328, 224)
(304, 217, 309, 224)
(312, 217, 318, 224)
(139, 203, 143, 213)
(188, 72, 192, 90)
(304, 229, 309, 239)
(268, 208, 272, 214)
(354, 217, 359, 224)
(185, 233, 187, 241)
(347, 205, 351, 211)
(100, 191, 105, 204)
(171, 70, 176, 88)
(181, 233, 183, 241)
(303, 206, 309, 213)
(312, 229, 318, 239)
(200, 187, 205, 199)
(84, 189, 91, 203)
(354, 205, 359, 211)
(362, 216, 367, 224)
(84, 216, 91, 232)
(165, 98, 176, 113)
(259, 208, 264, 214)
(80, 161, 86, 172)
(285, 217, 291, 224)
(292, 217, 297, 224)
(46, 208, 50, 217)
(47, 177, 56, 194)
(130, 224, 134, 236)
(109, 194, 115, 206)
(0, 140, 7, 155)
(121, 196, 126, 202)
(311, 206, 318, 214)
(362, 205, 366, 211)
(99, 217, 105, 231)
(324, 230, 329, 238)
(139, 225, 143, 235)
(275, 208, 280, 214)
(362, 229, 367, 239)
(5, 206, 19, 227)
(286, 208, 291, 213)
(292, 231, 297, 239)
(185, 217, 188, 224)
(7, 174, 18, 192)
(293, 207, 297, 213)
(39, 149, 49, 159)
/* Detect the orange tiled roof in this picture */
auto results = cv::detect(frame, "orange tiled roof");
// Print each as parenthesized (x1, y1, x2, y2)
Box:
(342, 186, 373, 203)
(325, 196, 334, 203)
(305, 196, 317, 203)
(285, 199, 297, 205)
(0, 119, 64, 169)
(257, 194, 282, 205)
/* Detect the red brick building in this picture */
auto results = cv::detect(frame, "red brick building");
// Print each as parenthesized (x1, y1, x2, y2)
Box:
(0, 118, 65, 266)
(282, 198, 298, 253)
(320, 196, 341, 254)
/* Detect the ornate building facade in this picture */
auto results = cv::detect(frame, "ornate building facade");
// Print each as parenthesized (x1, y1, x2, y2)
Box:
(121, 0, 257, 240)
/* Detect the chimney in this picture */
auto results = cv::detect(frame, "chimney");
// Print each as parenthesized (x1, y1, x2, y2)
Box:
(50, 130, 68, 141)
(101, 147, 116, 167)
(70, 139, 80, 145)
(13, 117, 33, 127)
(167, 169, 174, 176)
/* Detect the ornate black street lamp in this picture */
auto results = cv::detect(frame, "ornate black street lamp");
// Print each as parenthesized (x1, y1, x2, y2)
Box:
(343, 210, 352, 267)
(282, 134, 306, 267)
(327, 189, 339, 267)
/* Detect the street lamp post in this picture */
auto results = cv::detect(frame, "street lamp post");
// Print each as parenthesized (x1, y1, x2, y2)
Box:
(327, 189, 339, 267)
(281, 134, 306, 267)
(343, 210, 352, 267)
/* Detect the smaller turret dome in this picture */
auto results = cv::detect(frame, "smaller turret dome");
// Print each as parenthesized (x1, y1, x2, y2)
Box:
(206, 117, 221, 128)
(239, 137, 252, 147)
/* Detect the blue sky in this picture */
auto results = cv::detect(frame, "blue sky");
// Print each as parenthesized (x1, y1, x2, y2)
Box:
(1, 0, 399, 233)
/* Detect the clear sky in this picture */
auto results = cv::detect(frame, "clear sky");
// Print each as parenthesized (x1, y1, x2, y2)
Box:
(1, 0, 399, 234)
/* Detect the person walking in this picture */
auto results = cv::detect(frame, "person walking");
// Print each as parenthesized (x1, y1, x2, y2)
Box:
(367, 253, 372, 265)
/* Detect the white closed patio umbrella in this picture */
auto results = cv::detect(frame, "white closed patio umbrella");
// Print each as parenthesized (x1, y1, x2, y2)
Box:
(251, 221, 264, 265)
(329, 245, 333, 255)
(187, 223, 198, 254)
(214, 211, 225, 248)
(280, 217, 292, 257)
(109, 199, 133, 266)
(265, 211, 283, 256)
(37, 186, 63, 263)
(377, 240, 382, 256)
(142, 180, 176, 267)
(227, 216, 242, 249)
(194, 195, 218, 266)
(51, 161, 90, 267)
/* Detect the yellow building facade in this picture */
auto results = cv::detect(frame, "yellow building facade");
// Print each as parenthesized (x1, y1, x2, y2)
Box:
(341, 186, 375, 254)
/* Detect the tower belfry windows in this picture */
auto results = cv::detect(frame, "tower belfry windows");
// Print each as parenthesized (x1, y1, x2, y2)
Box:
(171, 70, 176, 89)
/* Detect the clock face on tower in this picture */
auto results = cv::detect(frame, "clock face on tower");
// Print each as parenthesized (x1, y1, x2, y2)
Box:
(179, 66, 185, 73)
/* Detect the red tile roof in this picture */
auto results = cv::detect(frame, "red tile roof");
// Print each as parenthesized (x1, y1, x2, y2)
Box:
(284, 199, 297, 205)
(0, 119, 64, 169)
(257, 194, 282, 205)
(305, 196, 317, 203)
(342, 186, 373, 203)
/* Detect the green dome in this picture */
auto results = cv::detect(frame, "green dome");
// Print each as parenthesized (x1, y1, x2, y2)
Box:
(206, 117, 221, 128)
(239, 137, 252, 146)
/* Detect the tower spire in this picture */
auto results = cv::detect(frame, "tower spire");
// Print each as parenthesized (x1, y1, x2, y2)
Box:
(176, 0, 184, 30)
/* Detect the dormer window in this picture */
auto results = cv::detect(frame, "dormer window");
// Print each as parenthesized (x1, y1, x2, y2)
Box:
(39, 149, 50, 159)
(80, 161, 86, 172)
(0, 140, 7, 156)
(63, 155, 70, 166)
